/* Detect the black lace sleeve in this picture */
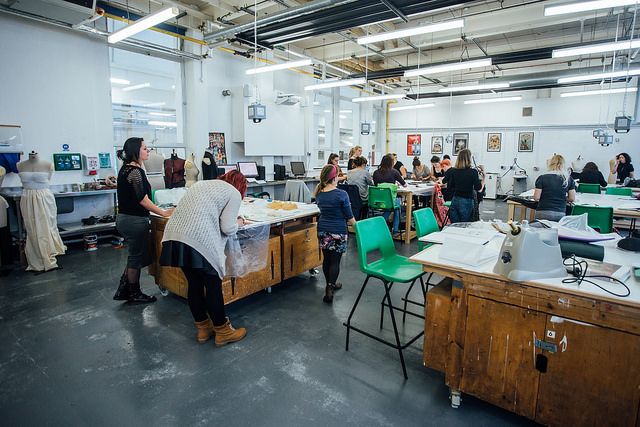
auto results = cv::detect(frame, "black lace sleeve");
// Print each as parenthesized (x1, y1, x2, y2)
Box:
(127, 167, 147, 202)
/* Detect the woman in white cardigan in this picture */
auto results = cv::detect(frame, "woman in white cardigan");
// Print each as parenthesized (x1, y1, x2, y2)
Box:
(160, 171, 248, 346)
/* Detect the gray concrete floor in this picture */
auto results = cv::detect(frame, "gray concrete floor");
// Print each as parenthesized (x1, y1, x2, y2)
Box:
(0, 199, 537, 426)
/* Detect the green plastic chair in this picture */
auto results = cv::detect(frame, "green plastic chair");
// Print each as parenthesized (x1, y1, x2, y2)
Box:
(413, 208, 440, 251)
(368, 186, 402, 240)
(345, 216, 426, 379)
(578, 183, 601, 194)
(606, 187, 633, 196)
(571, 205, 614, 233)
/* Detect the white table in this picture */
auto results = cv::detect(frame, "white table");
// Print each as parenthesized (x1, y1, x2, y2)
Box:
(397, 183, 436, 244)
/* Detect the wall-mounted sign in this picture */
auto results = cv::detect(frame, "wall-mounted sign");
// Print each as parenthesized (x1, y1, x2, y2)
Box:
(98, 152, 112, 169)
(62, 144, 69, 152)
(53, 153, 82, 171)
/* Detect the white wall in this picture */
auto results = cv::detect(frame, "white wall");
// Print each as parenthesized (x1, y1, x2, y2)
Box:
(388, 89, 640, 193)
(0, 14, 113, 187)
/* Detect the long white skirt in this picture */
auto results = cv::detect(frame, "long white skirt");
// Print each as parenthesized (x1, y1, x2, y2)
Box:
(20, 189, 66, 271)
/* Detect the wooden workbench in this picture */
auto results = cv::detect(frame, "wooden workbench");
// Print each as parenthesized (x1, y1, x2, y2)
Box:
(149, 199, 322, 304)
(410, 239, 640, 426)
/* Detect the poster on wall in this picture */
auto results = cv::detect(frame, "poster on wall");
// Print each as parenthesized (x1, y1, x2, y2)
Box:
(487, 133, 502, 152)
(518, 132, 534, 152)
(407, 134, 422, 156)
(208, 132, 227, 164)
(431, 136, 443, 154)
(452, 133, 469, 156)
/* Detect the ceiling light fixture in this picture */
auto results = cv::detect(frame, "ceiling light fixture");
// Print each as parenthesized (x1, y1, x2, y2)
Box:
(404, 58, 492, 78)
(438, 82, 510, 93)
(352, 94, 405, 102)
(357, 19, 464, 45)
(552, 39, 640, 58)
(108, 7, 179, 44)
(544, 0, 638, 16)
(245, 59, 313, 75)
(557, 69, 640, 83)
(148, 120, 177, 127)
(464, 96, 522, 104)
(304, 78, 366, 91)
(110, 77, 130, 85)
(122, 82, 151, 92)
(143, 102, 166, 107)
(389, 103, 435, 111)
(148, 112, 175, 117)
(560, 87, 638, 97)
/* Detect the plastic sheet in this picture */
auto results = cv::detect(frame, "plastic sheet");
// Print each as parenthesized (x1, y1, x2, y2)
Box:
(224, 223, 270, 277)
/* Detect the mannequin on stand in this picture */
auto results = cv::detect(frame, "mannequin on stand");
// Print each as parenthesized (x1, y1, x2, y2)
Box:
(185, 153, 200, 187)
(145, 148, 166, 192)
(164, 150, 185, 188)
(201, 151, 218, 180)
(0, 166, 12, 274)
(17, 151, 66, 271)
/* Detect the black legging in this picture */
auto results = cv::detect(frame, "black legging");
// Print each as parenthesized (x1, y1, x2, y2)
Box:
(181, 267, 226, 326)
(321, 249, 343, 285)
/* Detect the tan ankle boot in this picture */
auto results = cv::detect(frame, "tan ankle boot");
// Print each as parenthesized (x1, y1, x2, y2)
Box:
(194, 318, 214, 343)
(213, 318, 247, 347)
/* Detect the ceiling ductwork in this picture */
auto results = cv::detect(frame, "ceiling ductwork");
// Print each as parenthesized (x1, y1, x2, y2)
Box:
(0, 0, 97, 25)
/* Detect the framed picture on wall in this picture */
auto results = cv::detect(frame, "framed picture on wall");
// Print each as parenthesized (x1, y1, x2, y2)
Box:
(208, 132, 227, 164)
(518, 131, 534, 152)
(453, 133, 469, 156)
(407, 134, 422, 156)
(431, 136, 443, 154)
(487, 133, 502, 152)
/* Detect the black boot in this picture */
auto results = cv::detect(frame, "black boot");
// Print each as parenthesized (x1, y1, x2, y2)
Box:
(113, 273, 129, 301)
(126, 282, 157, 305)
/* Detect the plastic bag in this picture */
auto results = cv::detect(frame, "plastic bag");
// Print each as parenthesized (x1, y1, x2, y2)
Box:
(557, 213, 593, 232)
(224, 224, 270, 278)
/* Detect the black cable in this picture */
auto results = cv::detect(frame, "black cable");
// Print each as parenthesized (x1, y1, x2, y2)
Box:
(562, 255, 631, 297)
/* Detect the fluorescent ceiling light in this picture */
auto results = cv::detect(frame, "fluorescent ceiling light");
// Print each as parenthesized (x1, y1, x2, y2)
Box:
(108, 7, 179, 44)
(552, 39, 640, 58)
(544, 0, 638, 16)
(148, 120, 177, 127)
(560, 87, 638, 97)
(352, 94, 405, 102)
(110, 77, 130, 85)
(148, 112, 175, 117)
(339, 115, 347, 119)
(143, 102, 165, 107)
(304, 78, 366, 91)
(122, 82, 151, 92)
(404, 58, 492, 78)
(323, 109, 331, 113)
(558, 69, 640, 83)
(340, 110, 352, 113)
(464, 96, 522, 104)
(370, 80, 395, 91)
(439, 82, 510, 92)
(245, 59, 313, 75)
(389, 103, 435, 111)
(358, 19, 464, 44)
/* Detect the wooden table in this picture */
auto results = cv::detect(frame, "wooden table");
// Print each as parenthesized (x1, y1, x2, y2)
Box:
(149, 199, 322, 304)
(410, 237, 640, 426)
(397, 183, 435, 244)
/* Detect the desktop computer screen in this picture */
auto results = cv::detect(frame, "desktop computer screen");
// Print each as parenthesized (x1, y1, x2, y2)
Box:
(237, 162, 259, 178)
(290, 161, 306, 177)
(218, 165, 238, 176)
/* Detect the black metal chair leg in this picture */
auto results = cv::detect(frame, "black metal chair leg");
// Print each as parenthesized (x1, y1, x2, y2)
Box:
(402, 279, 416, 323)
(379, 283, 386, 330)
(383, 281, 408, 380)
(345, 275, 371, 351)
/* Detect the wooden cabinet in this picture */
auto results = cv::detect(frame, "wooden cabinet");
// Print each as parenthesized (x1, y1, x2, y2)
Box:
(423, 279, 452, 373)
(282, 223, 322, 280)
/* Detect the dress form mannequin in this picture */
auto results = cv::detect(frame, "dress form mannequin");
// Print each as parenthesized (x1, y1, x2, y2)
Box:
(17, 151, 65, 271)
(145, 149, 166, 192)
(201, 151, 218, 180)
(185, 153, 199, 187)
(0, 166, 10, 271)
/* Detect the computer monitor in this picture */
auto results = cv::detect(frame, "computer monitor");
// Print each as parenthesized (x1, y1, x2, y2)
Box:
(237, 161, 259, 178)
(290, 161, 306, 177)
(218, 165, 237, 175)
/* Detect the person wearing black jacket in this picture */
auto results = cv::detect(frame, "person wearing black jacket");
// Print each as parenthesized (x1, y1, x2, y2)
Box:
(443, 149, 484, 223)
(579, 162, 607, 187)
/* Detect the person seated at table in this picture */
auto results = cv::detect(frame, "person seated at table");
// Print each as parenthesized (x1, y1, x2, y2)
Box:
(439, 159, 454, 201)
(392, 153, 408, 179)
(428, 156, 444, 181)
(533, 154, 576, 221)
(346, 156, 374, 219)
(160, 171, 248, 347)
(412, 157, 430, 180)
(610, 152, 635, 184)
(579, 162, 607, 187)
(443, 149, 484, 223)
(373, 154, 406, 237)
(328, 153, 347, 182)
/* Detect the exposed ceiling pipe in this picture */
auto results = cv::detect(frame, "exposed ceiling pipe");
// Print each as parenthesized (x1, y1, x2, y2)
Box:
(204, 0, 356, 43)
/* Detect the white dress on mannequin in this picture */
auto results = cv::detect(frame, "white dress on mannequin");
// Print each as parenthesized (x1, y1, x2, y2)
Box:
(17, 155, 66, 271)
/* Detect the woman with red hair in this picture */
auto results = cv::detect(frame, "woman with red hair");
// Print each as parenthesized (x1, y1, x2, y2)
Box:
(160, 171, 248, 347)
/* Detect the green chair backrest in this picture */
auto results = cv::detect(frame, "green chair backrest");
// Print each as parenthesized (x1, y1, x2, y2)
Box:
(577, 183, 601, 194)
(605, 187, 633, 196)
(376, 183, 398, 199)
(368, 186, 395, 211)
(571, 205, 614, 233)
(413, 208, 439, 251)
(354, 216, 397, 274)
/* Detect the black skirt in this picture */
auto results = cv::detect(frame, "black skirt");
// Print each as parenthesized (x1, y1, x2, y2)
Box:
(160, 241, 217, 276)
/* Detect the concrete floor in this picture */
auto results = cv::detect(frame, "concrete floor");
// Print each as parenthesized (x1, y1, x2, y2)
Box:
(0, 200, 537, 426)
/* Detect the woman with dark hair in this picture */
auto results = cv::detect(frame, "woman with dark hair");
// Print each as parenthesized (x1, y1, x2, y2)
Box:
(327, 153, 347, 182)
(579, 162, 607, 187)
(611, 153, 635, 184)
(412, 157, 429, 180)
(391, 153, 407, 178)
(373, 154, 406, 236)
(314, 165, 356, 303)
(429, 155, 444, 181)
(113, 137, 173, 305)
(159, 170, 248, 346)
(443, 149, 484, 223)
